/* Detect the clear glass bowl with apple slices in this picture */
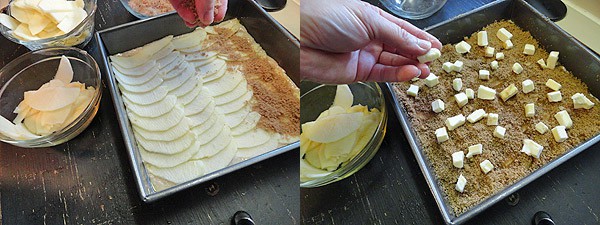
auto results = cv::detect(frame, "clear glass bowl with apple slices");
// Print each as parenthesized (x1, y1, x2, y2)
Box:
(0, 0, 96, 50)
(300, 82, 388, 187)
(0, 47, 102, 148)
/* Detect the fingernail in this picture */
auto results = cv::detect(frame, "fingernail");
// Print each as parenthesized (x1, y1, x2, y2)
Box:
(415, 69, 422, 78)
(418, 40, 431, 51)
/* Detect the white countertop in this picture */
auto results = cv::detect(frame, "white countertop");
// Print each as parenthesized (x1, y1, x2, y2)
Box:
(268, 0, 300, 38)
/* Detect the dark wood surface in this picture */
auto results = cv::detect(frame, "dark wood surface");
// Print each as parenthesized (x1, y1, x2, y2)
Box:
(301, 0, 600, 225)
(0, 2, 298, 225)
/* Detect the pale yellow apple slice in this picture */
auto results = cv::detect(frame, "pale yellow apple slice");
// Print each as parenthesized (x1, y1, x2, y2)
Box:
(14, 122, 41, 139)
(162, 61, 188, 80)
(0, 13, 20, 30)
(195, 125, 233, 158)
(191, 111, 218, 135)
(156, 51, 179, 70)
(196, 117, 224, 145)
(162, 67, 193, 92)
(121, 87, 168, 106)
(302, 112, 363, 143)
(215, 19, 242, 38)
(127, 105, 184, 132)
(146, 160, 205, 184)
(150, 44, 175, 63)
(300, 159, 330, 182)
(39, 79, 66, 90)
(277, 134, 299, 145)
(204, 70, 244, 96)
(158, 55, 184, 75)
(170, 76, 200, 98)
(234, 128, 270, 149)
(113, 65, 160, 86)
(123, 95, 176, 118)
(223, 105, 251, 128)
(184, 51, 218, 61)
(13, 23, 39, 41)
(177, 44, 204, 54)
(62, 88, 94, 126)
(138, 140, 199, 168)
(179, 80, 203, 105)
(230, 111, 260, 136)
(172, 28, 207, 50)
(198, 141, 237, 174)
(112, 61, 157, 77)
(322, 131, 357, 159)
(213, 78, 247, 105)
(187, 101, 216, 127)
(27, 13, 51, 35)
(38, 102, 73, 127)
(118, 75, 163, 93)
(236, 134, 278, 158)
(216, 91, 252, 114)
(303, 147, 323, 169)
(132, 117, 191, 141)
(54, 55, 73, 83)
(196, 58, 226, 77)
(183, 88, 213, 116)
(332, 84, 353, 109)
(24, 86, 80, 111)
(349, 110, 380, 157)
(0, 116, 21, 139)
(136, 131, 195, 154)
(110, 35, 173, 69)
(202, 62, 227, 83)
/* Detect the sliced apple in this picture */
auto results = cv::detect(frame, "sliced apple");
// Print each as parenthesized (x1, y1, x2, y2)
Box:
(121, 86, 168, 106)
(189, 54, 217, 68)
(223, 105, 250, 128)
(0, 116, 20, 139)
(27, 13, 51, 35)
(183, 89, 213, 116)
(38, 102, 73, 126)
(138, 140, 199, 168)
(196, 125, 233, 159)
(191, 111, 219, 135)
(14, 122, 41, 139)
(231, 112, 260, 136)
(146, 160, 205, 184)
(204, 69, 244, 96)
(303, 112, 363, 143)
(161, 66, 193, 92)
(112, 61, 157, 77)
(184, 51, 218, 61)
(133, 117, 190, 141)
(236, 134, 278, 158)
(24, 86, 80, 111)
(156, 51, 179, 70)
(170, 76, 199, 98)
(118, 75, 163, 93)
(196, 58, 226, 77)
(149, 43, 175, 63)
(160, 55, 185, 76)
(172, 28, 207, 50)
(216, 91, 251, 114)
(234, 128, 270, 149)
(196, 118, 225, 146)
(128, 105, 184, 132)
(13, 23, 39, 41)
(300, 159, 330, 182)
(177, 44, 204, 54)
(162, 61, 188, 80)
(113, 65, 160, 86)
(110, 35, 173, 69)
(136, 131, 195, 154)
(123, 95, 176, 118)
(322, 131, 357, 159)
(54, 55, 74, 83)
(0, 13, 20, 30)
(198, 141, 237, 174)
(332, 84, 353, 109)
(214, 78, 247, 105)
(202, 62, 227, 83)
(187, 101, 216, 127)
(179, 82, 203, 106)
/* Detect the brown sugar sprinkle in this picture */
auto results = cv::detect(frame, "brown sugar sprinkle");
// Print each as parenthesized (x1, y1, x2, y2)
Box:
(392, 20, 600, 215)
(128, 0, 175, 16)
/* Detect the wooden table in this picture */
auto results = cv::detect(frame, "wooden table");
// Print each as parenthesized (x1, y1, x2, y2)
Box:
(301, 0, 600, 224)
(0, 2, 298, 224)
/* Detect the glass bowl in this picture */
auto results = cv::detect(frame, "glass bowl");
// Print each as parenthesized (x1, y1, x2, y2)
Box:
(300, 82, 388, 188)
(0, 0, 97, 51)
(0, 47, 102, 148)
(119, 0, 175, 20)
(379, 0, 447, 20)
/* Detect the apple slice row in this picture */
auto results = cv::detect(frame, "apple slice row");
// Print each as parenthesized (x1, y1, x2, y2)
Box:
(146, 160, 206, 184)
(139, 138, 201, 168)
(236, 133, 279, 158)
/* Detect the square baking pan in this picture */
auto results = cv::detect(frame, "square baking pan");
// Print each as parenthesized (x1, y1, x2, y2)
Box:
(386, 0, 600, 224)
(95, 0, 299, 202)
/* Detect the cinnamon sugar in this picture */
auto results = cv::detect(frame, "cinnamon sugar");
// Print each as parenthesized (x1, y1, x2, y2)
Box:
(128, 0, 174, 16)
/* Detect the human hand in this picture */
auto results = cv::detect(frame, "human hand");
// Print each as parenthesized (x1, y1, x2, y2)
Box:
(300, 0, 442, 84)
(169, 0, 228, 27)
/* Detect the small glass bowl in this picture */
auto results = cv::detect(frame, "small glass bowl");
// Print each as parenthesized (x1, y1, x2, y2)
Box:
(0, 0, 97, 51)
(380, 0, 447, 20)
(0, 47, 102, 148)
(119, 0, 175, 20)
(300, 82, 388, 188)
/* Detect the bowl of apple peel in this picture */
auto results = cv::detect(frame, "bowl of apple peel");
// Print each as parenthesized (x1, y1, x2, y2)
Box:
(0, 47, 102, 148)
(300, 82, 387, 187)
(0, 0, 96, 50)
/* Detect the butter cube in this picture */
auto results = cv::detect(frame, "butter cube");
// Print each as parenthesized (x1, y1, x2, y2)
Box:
(466, 144, 483, 158)
(537, 58, 547, 69)
(523, 44, 535, 55)
(452, 151, 465, 168)
(452, 60, 464, 72)
(455, 41, 472, 54)
(551, 126, 568, 142)
(435, 127, 449, 143)
(417, 48, 442, 63)
(490, 60, 499, 70)
(432, 99, 445, 113)
(479, 70, 490, 80)
(479, 159, 494, 174)
(407, 84, 419, 97)
(487, 113, 499, 126)
(467, 109, 486, 123)
(545, 79, 561, 91)
(424, 73, 439, 87)
(546, 51, 559, 69)
(478, 31, 488, 46)
(512, 63, 523, 74)
(535, 122, 549, 134)
(547, 91, 562, 102)
(499, 84, 518, 101)
(525, 103, 535, 117)
(554, 110, 573, 129)
(453, 78, 463, 92)
(455, 92, 468, 107)
(465, 88, 475, 99)
(522, 79, 535, 93)
(456, 174, 467, 193)
(521, 139, 544, 158)
(445, 114, 466, 131)
(478, 85, 496, 100)
(494, 126, 506, 138)
(495, 52, 504, 60)
(485, 47, 495, 58)
(571, 93, 595, 109)
(497, 28, 513, 42)
(504, 40, 514, 49)
(442, 62, 454, 73)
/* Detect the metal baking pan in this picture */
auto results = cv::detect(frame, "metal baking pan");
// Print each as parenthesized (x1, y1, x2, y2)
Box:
(386, 0, 600, 224)
(95, 0, 299, 202)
